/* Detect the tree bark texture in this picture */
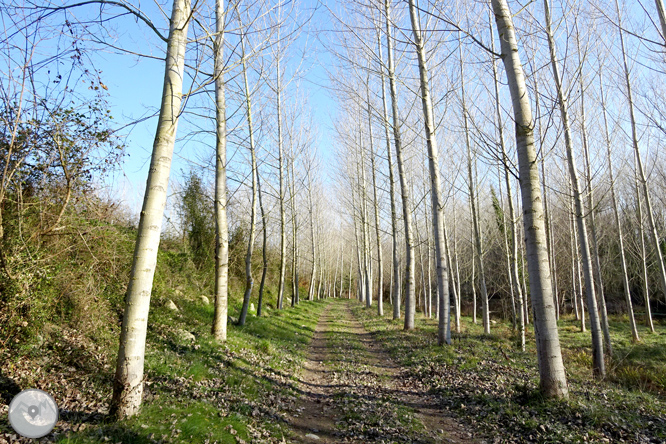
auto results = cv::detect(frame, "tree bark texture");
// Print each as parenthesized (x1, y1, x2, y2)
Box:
(111, 0, 191, 418)
(491, 0, 568, 398)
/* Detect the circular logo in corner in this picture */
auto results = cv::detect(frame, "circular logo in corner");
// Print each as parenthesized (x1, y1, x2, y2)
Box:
(8, 389, 59, 439)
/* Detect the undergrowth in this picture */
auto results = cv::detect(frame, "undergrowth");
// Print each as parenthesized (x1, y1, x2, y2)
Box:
(0, 218, 322, 443)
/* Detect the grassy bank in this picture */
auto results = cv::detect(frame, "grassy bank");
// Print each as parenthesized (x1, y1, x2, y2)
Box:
(1, 295, 328, 443)
(353, 304, 666, 443)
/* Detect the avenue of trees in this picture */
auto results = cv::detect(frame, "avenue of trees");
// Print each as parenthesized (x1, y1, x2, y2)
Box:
(2, 0, 666, 419)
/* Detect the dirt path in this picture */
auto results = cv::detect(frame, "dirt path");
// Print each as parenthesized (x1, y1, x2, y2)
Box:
(288, 300, 478, 443)
(286, 307, 344, 443)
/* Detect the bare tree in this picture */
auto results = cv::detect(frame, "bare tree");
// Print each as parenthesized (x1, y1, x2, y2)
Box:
(111, 0, 192, 418)
(406, 0, 450, 343)
(491, 0, 568, 398)
(615, 0, 666, 305)
(490, 18, 524, 350)
(212, 0, 229, 340)
(599, 71, 640, 341)
(382, 0, 416, 330)
(543, 0, 605, 378)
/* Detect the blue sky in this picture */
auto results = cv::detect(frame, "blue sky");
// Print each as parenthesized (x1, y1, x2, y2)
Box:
(89, 0, 336, 213)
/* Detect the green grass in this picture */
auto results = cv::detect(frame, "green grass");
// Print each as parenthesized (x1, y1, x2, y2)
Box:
(353, 303, 666, 443)
(1, 291, 328, 443)
(322, 300, 432, 441)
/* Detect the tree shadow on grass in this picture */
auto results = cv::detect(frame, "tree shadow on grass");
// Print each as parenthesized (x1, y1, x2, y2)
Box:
(0, 371, 21, 405)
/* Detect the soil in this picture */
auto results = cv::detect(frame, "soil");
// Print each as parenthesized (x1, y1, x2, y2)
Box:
(287, 300, 479, 443)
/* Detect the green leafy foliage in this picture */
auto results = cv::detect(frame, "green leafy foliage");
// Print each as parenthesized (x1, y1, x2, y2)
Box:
(177, 172, 215, 270)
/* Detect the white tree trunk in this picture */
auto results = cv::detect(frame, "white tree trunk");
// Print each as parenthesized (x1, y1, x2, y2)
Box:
(569, 196, 580, 322)
(359, 129, 373, 308)
(540, 158, 558, 320)
(616, 0, 666, 304)
(276, 58, 287, 310)
(490, 22, 524, 349)
(444, 220, 460, 333)
(307, 166, 317, 302)
(212, 0, 229, 342)
(379, 43, 401, 320)
(352, 181, 365, 304)
(543, 0, 605, 378)
(368, 90, 384, 316)
(238, 30, 258, 327)
(459, 42, 490, 334)
(257, 170, 267, 317)
(599, 75, 640, 342)
(579, 60, 612, 353)
(290, 155, 299, 306)
(634, 156, 656, 332)
(111, 0, 190, 418)
(533, 79, 559, 320)
(384, 0, 415, 329)
(407, 0, 451, 343)
(491, 0, 568, 397)
(453, 205, 462, 329)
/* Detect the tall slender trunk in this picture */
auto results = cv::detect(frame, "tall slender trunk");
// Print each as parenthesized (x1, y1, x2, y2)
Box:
(534, 79, 559, 320)
(333, 244, 340, 298)
(570, 179, 586, 331)
(491, 20, 524, 349)
(276, 59, 287, 310)
(407, 0, 451, 343)
(459, 41, 489, 334)
(111, 0, 191, 418)
(427, 231, 433, 319)
(470, 224, 477, 325)
(348, 241, 354, 299)
(238, 29, 258, 327)
(616, 0, 666, 303)
(307, 167, 317, 302)
(257, 167, 267, 317)
(599, 74, 641, 341)
(340, 245, 345, 299)
(635, 156, 655, 331)
(379, 38, 401, 319)
(359, 128, 373, 308)
(491, 0, 568, 398)
(444, 220, 460, 333)
(415, 213, 426, 314)
(578, 53, 611, 352)
(453, 204, 462, 327)
(543, 0, 604, 378)
(384, 0, 415, 329)
(521, 239, 530, 326)
(569, 199, 579, 321)
(317, 260, 324, 299)
(290, 155, 299, 306)
(540, 157, 558, 319)
(352, 181, 365, 304)
(368, 87, 384, 316)
(212, 0, 229, 341)
(499, 168, 517, 328)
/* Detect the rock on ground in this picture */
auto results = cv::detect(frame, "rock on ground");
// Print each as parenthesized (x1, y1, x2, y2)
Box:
(176, 329, 196, 343)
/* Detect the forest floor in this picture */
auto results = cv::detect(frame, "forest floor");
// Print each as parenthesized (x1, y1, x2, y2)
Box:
(286, 300, 476, 443)
(1, 297, 666, 443)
